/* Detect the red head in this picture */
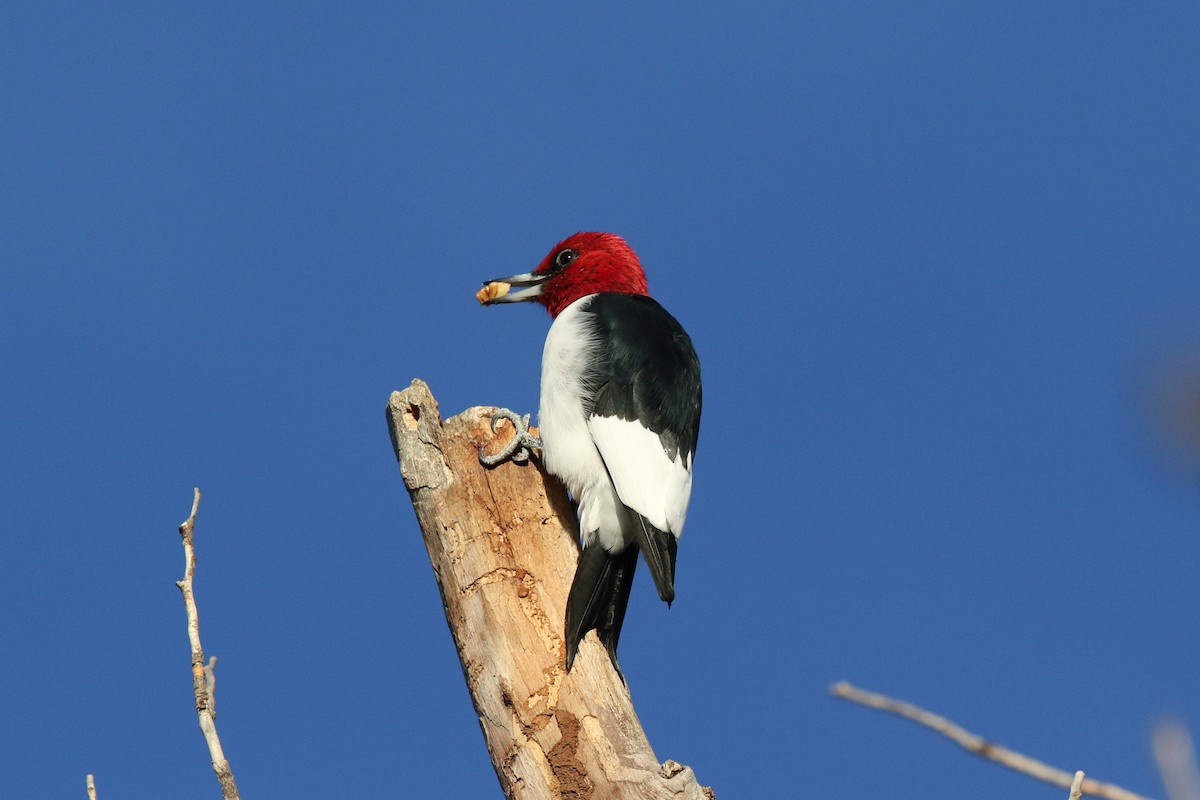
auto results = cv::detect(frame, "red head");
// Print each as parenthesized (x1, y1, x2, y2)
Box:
(480, 232, 649, 317)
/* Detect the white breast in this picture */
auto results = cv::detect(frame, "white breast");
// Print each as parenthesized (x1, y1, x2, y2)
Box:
(538, 296, 631, 552)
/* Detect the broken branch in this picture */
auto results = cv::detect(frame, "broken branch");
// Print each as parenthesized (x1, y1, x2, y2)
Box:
(176, 488, 241, 800)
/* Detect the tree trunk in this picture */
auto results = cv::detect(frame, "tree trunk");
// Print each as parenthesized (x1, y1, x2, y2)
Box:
(386, 379, 713, 800)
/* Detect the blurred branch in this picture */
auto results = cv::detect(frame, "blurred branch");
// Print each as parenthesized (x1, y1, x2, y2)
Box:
(1153, 720, 1200, 800)
(1145, 346, 1200, 479)
(831, 681, 1150, 800)
(176, 488, 241, 800)
(86, 774, 97, 800)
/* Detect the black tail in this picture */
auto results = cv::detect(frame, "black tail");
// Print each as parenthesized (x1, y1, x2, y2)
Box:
(565, 544, 638, 676)
(632, 513, 678, 606)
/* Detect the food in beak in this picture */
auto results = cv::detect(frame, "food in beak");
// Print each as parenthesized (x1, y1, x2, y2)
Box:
(476, 281, 511, 304)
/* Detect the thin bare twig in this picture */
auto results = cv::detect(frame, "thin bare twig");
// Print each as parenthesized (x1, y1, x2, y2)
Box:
(86, 774, 97, 800)
(177, 488, 240, 800)
(1072, 771, 1088, 800)
(831, 681, 1150, 800)
(1153, 720, 1200, 800)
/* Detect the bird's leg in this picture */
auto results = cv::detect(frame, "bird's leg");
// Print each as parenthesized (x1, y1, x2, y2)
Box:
(478, 409, 542, 466)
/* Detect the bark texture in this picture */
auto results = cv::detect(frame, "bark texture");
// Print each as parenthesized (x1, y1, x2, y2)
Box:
(386, 380, 712, 800)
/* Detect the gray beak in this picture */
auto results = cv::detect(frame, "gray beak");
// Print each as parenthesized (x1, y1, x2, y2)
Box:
(479, 271, 550, 304)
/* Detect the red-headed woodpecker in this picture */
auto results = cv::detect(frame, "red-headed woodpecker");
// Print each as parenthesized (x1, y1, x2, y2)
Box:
(477, 232, 702, 675)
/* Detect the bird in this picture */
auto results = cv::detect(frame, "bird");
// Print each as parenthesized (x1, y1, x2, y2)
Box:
(476, 232, 702, 676)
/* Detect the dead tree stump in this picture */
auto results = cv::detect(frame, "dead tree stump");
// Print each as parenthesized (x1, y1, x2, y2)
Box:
(386, 379, 712, 800)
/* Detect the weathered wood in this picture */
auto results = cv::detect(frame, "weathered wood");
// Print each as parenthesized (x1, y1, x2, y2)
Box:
(386, 380, 712, 800)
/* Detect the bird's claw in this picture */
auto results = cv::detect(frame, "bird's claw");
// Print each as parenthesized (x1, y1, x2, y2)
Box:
(479, 409, 542, 466)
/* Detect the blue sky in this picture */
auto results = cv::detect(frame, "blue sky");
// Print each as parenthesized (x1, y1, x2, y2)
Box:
(2, 3, 1198, 798)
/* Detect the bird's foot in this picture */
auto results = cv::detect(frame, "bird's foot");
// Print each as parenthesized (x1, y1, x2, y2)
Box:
(478, 409, 542, 466)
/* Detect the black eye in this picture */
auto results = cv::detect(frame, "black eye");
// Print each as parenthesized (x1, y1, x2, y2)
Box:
(554, 249, 578, 269)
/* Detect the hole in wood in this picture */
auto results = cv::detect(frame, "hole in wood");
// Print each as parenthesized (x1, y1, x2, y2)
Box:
(404, 403, 421, 430)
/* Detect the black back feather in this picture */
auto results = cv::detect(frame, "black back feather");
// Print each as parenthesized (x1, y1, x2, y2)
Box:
(563, 293, 701, 675)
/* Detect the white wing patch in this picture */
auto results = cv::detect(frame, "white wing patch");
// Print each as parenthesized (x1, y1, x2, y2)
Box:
(588, 415, 693, 537)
